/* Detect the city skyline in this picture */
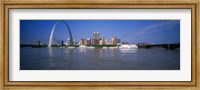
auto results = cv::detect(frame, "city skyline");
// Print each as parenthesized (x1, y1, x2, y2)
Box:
(20, 20, 180, 45)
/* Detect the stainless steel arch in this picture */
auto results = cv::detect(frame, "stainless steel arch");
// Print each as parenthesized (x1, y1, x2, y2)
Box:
(48, 21, 73, 47)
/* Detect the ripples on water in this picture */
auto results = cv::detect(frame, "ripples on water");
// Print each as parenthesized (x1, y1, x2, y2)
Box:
(20, 48, 180, 70)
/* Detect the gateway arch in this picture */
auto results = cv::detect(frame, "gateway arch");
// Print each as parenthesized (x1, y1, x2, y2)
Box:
(48, 21, 73, 47)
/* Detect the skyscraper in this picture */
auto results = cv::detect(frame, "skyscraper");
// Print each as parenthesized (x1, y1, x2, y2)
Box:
(117, 39, 121, 45)
(111, 36, 117, 45)
(66, 38, 71, 45)
(80, 39, 87, 45)
(117, 39, 121, 43)
(87, 38, 91, 45)
(93, 32, 100, 45)
(102, 37, 106, 45)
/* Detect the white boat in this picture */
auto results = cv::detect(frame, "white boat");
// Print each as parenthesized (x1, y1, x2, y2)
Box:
(79, 45, 87, 48)
(103, 47, 109, 49)
(119, 44, 138, 49)
(110, 47, 119, 49)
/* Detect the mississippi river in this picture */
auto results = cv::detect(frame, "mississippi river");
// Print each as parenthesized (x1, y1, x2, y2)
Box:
(20, 48, 180, 70)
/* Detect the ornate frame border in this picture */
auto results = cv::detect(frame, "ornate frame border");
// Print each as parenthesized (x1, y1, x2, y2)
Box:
(0, 1, 199, 89)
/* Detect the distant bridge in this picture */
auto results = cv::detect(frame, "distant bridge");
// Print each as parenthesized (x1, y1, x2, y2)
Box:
(137, 43, 180, 50)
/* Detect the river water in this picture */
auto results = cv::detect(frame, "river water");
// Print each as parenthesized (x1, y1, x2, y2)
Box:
(20, 48, 180, 70)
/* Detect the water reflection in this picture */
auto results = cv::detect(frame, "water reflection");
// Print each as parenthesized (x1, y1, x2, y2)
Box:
(78, 48, 87, 53)
(119, 48, 137, 53)
(110, 48, 118, 59)
(48, 48, 55, 67)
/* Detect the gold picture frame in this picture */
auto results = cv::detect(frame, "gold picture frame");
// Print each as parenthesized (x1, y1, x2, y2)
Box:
(0, 0, 199, 90)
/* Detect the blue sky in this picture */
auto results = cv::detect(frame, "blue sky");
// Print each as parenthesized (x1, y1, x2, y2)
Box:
(20, 20, 180, 44)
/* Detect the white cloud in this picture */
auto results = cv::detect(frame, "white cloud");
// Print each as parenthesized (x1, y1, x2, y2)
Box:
(136, 20, 179, 35)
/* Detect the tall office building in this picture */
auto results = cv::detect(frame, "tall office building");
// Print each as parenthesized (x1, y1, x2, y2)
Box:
(73, 40, 78, 45)
(80, 39, 88, 45)
(80, 39, 84, 45)
(93, 32, 100, 45)
(102, 37, 106, 45)
(117, 39, 121, 45)
(87, 38, 91, 45)
(111, 36, 117, 45)
(117, 39, 121, 43)
(66, 38, 71, 45)
(93, 32, 99, 39)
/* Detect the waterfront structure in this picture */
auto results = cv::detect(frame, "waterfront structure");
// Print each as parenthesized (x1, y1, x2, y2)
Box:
(57, 40, 63, 46)
(86, 38, 91, 45)
(117, 39, 121, 45)
(80, 39, 84, 45)
(99, 40, 102, 45)
(73, 40, 78, 45)
(102, 37, 106, 45)
(122, 42, 129, 45)
(48, 25, 127, 47)
(33, 40, 41, 45)
(84, 39, 88, 45)
(117, 39, 121, 43)
(106, 41, 112, 45)
(48, 21, 73, 47)
(93, 32, 100, 45)
(137, 43, 151, 48)
(111, 36, 117, 45)
(119, 44, 138, 49)
(80, 39, 91, 46)
(111, 37, 114, 45)
(66, 38, 71, 45)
